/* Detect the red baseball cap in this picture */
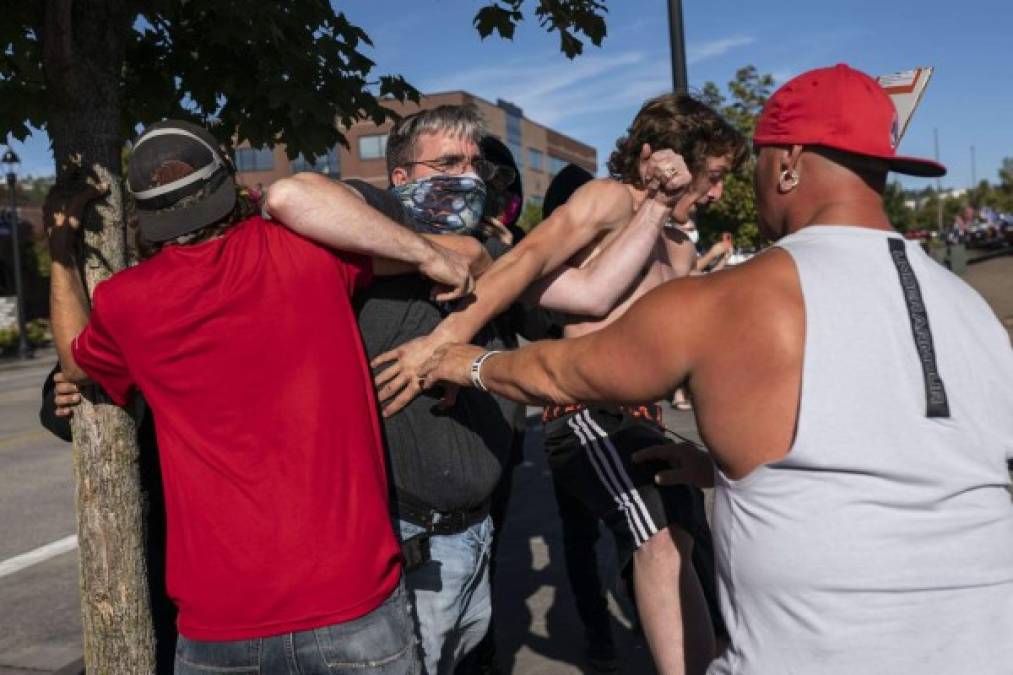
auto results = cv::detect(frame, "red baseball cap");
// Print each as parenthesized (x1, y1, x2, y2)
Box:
(753, 64, 945, 178)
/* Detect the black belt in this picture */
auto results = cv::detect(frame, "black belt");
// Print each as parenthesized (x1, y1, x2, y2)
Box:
(396, 493, 490, 536)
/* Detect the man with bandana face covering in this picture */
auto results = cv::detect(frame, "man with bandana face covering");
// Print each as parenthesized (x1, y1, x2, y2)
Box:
(345, 105, 517, 675)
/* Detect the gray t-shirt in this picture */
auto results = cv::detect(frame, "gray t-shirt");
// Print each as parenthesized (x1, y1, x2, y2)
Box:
(347, 181, 512, 511)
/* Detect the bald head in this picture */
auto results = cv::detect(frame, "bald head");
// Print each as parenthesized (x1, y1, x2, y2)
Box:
(754, 144, 892, 240)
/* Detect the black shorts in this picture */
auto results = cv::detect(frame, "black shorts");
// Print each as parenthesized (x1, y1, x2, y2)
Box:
(543, 405, 725, 635)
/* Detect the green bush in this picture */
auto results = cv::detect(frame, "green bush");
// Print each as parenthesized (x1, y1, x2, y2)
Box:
(0, 318, 51, 353)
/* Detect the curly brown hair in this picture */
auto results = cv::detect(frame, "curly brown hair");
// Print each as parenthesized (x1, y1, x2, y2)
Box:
(607, 93, 746, 188)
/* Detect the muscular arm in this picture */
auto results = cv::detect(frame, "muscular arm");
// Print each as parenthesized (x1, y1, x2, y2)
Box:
(524, 196, 673, 318)
(423, 275, 715, 406)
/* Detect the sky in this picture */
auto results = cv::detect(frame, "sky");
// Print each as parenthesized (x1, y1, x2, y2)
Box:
(8, 0, 1012, 192)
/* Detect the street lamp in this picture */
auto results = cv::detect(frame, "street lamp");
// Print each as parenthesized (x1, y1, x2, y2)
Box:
(2, 147, 32, 359)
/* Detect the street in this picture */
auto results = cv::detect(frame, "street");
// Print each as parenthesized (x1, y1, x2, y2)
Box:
(0, 354, 81, 674)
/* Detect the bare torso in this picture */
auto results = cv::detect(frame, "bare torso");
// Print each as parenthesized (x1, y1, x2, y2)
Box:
(564, 195, 696, 339)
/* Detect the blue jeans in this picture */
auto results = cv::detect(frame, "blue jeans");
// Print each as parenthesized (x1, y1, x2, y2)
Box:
(398, 516, 494, 675)
(174, 582, 419, 674)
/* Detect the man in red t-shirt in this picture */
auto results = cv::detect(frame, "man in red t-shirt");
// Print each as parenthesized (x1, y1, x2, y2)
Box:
(48, 120, 476, 674)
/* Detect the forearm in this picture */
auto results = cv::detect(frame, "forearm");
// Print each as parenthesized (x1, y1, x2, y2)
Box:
(267, 173, 438, 269)
(529, 199, 671, 316)
(475, 282, 692, 406)
(49, 235, 91, 383)
(695, 246, 727, 272)
(479, 341, 592, 406)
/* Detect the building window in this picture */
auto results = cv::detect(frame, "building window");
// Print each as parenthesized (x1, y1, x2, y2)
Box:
(528, 148, 544, 172)
(548, 155, 570, 176)
(291, 147, 341, 177)
(358, 134, 388, 160)
(499, 99, 524, 169)
(235, 147, 275, 172)
(506, 115, 522, 143)
(509, 142, 524, 169)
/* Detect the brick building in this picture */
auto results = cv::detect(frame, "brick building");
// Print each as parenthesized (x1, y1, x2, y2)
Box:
(234, 91, 597, 206)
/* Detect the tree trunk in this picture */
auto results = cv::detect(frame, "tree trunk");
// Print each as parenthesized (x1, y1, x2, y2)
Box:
(43, 1, 156, 672)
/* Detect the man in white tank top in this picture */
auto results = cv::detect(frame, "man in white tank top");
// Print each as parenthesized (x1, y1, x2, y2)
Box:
(418, 63, 1013, 674)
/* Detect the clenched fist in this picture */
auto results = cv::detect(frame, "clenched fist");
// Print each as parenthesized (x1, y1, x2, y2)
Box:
(637, 144, 692, 207)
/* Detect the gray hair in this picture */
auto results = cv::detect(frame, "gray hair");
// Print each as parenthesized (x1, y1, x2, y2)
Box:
(386, 104, 487, 177)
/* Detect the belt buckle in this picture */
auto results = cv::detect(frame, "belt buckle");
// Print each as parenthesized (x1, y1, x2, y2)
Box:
(430, 509, 466, 535)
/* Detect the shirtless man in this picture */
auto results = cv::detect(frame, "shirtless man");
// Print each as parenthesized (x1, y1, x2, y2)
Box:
(374, 93, 746, 674)
(419, 64, 1013, 675)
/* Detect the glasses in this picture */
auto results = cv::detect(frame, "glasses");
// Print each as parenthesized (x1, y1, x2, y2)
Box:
(405, 154, 517, 187)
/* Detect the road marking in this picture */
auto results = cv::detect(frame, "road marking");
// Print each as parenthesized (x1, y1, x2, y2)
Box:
(0, 535, 78, 579)
(0, 429, 52, 449)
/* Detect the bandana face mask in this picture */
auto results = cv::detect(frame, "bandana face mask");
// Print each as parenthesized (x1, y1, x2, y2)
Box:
(392, 173, 487, 234)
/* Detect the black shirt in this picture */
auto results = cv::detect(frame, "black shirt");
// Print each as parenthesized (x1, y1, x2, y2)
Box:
(347, 181, 512, 511)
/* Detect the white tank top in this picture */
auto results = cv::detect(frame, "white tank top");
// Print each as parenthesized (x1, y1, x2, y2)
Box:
(709, 226, 1013, 675)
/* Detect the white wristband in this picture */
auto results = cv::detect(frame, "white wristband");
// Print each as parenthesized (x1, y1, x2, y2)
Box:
(470, 351, 502, 392)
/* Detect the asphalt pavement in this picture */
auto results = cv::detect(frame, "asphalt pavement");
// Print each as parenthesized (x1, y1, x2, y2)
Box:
(0, 352, 83, 675)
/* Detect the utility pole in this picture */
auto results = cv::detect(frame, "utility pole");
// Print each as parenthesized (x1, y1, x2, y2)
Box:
(970, 145, 976, 188)
(934, 128, 943, 232)
(666, 0, 689, 94)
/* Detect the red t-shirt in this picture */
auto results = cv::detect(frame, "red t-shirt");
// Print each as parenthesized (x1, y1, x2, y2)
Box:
(72, 216, 400, 640)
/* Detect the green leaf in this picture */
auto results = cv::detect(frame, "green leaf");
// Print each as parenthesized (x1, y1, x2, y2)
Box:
(473, 6, 522, 40)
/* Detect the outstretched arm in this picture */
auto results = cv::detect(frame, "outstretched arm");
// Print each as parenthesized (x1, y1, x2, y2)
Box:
(265, 173, 473, 301)
(419, 275, 713, 405)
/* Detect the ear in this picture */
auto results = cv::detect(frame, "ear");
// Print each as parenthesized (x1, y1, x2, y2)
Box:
(390, 167, 409, 187)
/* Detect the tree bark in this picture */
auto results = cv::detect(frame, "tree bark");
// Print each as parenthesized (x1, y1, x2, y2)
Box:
(43, 1, 156, 672)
